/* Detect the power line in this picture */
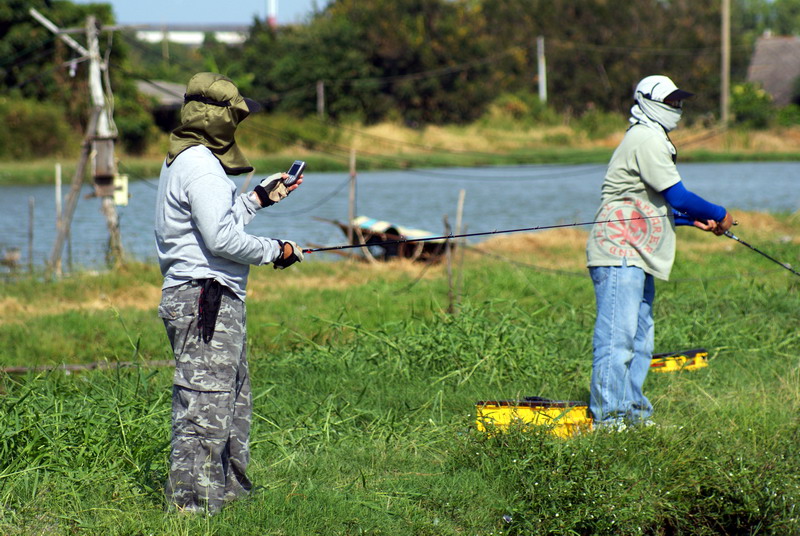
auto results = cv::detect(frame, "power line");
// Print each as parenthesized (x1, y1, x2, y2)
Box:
(547, 38, 751, 55)
(272, 176, 351, 216)
(0, 34, 57, 69)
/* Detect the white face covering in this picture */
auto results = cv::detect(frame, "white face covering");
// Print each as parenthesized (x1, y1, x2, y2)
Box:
(630, 92, 683, 132)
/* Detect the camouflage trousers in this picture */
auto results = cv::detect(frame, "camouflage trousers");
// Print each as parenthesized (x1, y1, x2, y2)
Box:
(158, 281, 253, 513)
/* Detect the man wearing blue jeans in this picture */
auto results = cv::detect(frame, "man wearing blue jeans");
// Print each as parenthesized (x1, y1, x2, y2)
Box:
(586, 75, 734, 429)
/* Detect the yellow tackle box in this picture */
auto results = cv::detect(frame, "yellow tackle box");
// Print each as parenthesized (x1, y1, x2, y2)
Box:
(475, 397, 592, 438)
(650, 348, 708, 373)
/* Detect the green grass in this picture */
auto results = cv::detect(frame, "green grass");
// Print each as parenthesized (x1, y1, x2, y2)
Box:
(2, 217, 800, 534)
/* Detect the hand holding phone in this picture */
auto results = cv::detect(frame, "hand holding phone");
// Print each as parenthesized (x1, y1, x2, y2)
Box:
(284, 160, 306, 187)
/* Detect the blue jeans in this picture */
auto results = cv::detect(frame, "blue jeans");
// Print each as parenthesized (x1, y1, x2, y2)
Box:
(589, 261, 655, 425)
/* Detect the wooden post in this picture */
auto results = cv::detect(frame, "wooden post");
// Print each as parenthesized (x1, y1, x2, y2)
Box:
(445, 215, 454, 314)
(67, 227, 73, 272)
(721, 0, 730, 125)
(31, 9, 123, 268)
(161, 24, 169, 66)
(457, 224, 466, 310)
(101, 196, 123, 266)
(348, 148, 356, 246)
(28, 196, 34, 273)
(537, 36, 547, 104)
(454, 189, 466, 312)
(55, 162, 62, 277)
(86, 15, 123, 266)
(49, 108, 100, 274)
(317, 80, 325, 119)
(29, 8, 90, 58)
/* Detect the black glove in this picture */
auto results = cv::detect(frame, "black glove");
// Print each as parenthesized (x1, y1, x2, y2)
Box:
(253, 173, 289, 207)
(273, 240, 304, 270)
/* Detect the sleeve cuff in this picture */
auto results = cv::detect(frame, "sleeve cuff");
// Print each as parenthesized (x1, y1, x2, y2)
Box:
(245, 191, 264, 212)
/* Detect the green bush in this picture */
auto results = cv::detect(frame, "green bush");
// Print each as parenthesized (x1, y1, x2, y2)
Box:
(0, 97, 74, 160)
(776, 104, 800, 127)
(237, 112, 340, 154)
(114, 93, 159, 155)
(731, 82, 774, 129)
(575, 108, 626, 139)
(483, 91, 560, 127)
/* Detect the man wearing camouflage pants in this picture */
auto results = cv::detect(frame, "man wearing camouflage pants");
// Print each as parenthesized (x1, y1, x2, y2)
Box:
(155, 72, 304, 513)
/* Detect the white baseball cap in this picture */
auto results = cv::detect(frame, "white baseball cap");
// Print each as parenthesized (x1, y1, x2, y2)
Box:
(634, 75, 694, 103)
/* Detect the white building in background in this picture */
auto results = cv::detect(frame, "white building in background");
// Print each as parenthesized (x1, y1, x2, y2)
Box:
(134, 24, 250, 46)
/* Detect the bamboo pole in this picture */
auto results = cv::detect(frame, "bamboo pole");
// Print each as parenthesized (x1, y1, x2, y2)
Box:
(49, 107, 100, 274)
(28, 196, 34, 273)
(348, 148, 356, 246)
(55, 162, 62, 276)
(445, 215, 454, 314)
(454, 189, 466, 312)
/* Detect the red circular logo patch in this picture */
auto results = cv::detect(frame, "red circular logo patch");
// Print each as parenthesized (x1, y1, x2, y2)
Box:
(594, 199, 664, 258)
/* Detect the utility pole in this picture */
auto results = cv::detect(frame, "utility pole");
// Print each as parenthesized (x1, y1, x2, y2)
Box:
(30, 8, 124, 270)
(537, 36, 547, 104)
(317, 80, 325, 119)
(721, 0, 731, 126)
(86, 14, 124, 265)
(267, 0, 277, 28)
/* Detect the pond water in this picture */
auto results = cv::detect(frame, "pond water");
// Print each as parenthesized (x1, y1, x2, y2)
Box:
(0, 161, 797, 269)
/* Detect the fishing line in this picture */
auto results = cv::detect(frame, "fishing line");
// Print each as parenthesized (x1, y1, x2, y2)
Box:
(302, 214, 666, 254)
(724, 230, 800, 277)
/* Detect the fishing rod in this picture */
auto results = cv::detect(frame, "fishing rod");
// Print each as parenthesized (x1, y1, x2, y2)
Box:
(302, 214, 667, 254)
(724, 230, 800, 278)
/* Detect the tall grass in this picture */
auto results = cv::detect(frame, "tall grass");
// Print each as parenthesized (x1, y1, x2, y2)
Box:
(2, 217, 800, 534)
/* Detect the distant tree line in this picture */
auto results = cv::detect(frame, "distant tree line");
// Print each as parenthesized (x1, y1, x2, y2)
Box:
(236, 0, 778, 123)
(1, 0, 799, 157)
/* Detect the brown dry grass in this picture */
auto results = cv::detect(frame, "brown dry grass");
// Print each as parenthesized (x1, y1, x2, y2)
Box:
(671, 126, 800, 154)
(473, 228, 589, 271)
(0, 259, 442, 325)
(323, 120, 800, 157)
(247, 257, 443, 295)
(0, 284, 163, 326)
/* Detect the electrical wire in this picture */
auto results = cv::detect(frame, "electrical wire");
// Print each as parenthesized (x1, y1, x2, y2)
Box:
(547, 38, 752, 56)
(10, 59, 74, 90)
(0, 34, 57, 69)
(271, 176, 352, 216)
(117, 161, 160, 189)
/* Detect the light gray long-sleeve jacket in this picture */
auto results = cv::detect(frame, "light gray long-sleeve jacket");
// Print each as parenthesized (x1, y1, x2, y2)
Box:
(155, 145, 281, 300)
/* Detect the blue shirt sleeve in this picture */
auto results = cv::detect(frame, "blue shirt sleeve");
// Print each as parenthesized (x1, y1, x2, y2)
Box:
(672, 210, 695, 226)
(662, 181, 726, 225)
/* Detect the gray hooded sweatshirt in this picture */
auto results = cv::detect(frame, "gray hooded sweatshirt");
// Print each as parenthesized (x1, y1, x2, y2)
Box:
(155, 145, 281, 300)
